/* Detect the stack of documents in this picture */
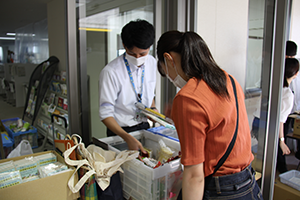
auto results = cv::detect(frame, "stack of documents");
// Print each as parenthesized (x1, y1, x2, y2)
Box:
(135, 102, 176, 130)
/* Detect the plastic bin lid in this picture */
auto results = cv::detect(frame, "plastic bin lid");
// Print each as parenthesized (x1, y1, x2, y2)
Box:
(1, 133, 13, 147)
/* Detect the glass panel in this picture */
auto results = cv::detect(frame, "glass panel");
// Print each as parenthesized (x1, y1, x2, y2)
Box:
(245, 0, 265, 177)
(245, 2, 290, 196)
(14, 19, 48, 64)
(78, 0, 154, 139)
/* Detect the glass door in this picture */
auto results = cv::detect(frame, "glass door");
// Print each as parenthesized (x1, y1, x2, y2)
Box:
(245, 0, 291, 199)
(77, 0, 155, 140)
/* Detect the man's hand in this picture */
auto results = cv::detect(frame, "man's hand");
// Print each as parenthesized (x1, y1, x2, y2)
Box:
(124, 134, 146, 161)
(124, 134, 146, 152)
(102, 117, 146, 160)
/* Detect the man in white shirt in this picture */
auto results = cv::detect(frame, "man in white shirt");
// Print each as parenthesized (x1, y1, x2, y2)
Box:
(99, 19, 157, 153)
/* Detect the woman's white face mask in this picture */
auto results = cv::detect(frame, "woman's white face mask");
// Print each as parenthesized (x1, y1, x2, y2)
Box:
(126, 53, 148, 66)
(164, 57, 187, 88)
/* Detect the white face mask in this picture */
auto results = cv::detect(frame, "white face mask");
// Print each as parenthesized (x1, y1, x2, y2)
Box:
(164, 57, 187, 88)
(125, 53, 148, 66)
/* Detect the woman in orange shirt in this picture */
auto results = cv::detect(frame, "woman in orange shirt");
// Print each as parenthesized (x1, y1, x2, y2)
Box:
(156, 31, 262, 200)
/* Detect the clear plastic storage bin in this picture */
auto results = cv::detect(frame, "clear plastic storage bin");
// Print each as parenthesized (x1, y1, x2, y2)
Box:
(99, 130, 182, 200)
(279, 170, 300, 191)
(147, 126, 179, 142)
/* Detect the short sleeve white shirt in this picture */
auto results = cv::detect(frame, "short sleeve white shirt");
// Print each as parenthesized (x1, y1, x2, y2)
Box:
(290, 73, 300, 112)
(99, 54, 157, 127)
(280, 87, 294, 123)
(253, 87, 294, 123)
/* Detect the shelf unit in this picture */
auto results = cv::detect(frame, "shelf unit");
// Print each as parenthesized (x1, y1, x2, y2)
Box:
(33, 71, 69, 149)
(22, 56, 59, 124)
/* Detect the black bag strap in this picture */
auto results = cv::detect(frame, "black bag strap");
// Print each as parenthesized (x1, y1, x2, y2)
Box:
(205, 75, 239, 182)
(177, 75, 239, 200)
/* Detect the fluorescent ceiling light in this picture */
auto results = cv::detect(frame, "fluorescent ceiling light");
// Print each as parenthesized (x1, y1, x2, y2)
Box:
(79, 27, 112, 32)
(0, 37, 15, 40)
(6, 33, 16, 36)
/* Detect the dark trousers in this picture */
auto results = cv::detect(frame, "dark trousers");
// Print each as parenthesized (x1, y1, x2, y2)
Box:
(177, 165, 263, 200)
(106, 122, 150, 137)
(96, 172, 123, 200)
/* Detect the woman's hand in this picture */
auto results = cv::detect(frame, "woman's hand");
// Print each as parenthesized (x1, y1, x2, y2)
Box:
(279, 141, 291, 155)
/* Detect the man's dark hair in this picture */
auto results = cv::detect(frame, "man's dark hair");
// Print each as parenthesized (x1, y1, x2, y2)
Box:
(286, 41, 298, 57)
(121, 19, 155, 50)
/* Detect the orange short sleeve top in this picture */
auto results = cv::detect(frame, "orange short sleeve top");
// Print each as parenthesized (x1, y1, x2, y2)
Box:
(171, 73, 254, 177)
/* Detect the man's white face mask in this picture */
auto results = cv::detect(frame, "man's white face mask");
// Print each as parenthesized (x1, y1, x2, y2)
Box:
(125, 53, 148, 66)
(164, 57, 187, 88)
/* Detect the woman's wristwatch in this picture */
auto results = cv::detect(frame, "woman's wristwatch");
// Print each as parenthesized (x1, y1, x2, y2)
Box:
(279, 137, 285, 142)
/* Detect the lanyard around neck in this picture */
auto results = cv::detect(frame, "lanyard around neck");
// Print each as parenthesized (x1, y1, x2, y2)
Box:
(123, 53, 145, 102)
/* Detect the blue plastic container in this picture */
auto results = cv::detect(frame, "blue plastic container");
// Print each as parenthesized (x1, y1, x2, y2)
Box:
(1, 118, 38, 149)
(147, 126, 179, 142)
(1, 133, 13, 158)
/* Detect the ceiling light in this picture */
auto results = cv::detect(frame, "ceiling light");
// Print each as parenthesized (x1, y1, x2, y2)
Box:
(0, 37, 15, 40)
(79, 27, 111, 32)
(6, 33, 16, 36)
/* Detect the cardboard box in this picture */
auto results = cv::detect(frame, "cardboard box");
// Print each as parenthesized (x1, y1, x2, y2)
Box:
(0, 150, 79, 200)
(293, 116, 300, 136)
(274, 177, 300, 200)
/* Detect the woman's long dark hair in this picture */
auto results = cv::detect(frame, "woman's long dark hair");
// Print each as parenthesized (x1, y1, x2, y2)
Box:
(157, 31, 229, 99)
(284, 58, 299, 87)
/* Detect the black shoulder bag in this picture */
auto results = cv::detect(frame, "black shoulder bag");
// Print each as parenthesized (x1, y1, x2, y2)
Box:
(177, 75, 239, 200)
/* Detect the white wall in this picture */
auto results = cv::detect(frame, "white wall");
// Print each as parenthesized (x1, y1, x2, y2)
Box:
(290, 0, 300, 58)
(197, 0, 249, 91)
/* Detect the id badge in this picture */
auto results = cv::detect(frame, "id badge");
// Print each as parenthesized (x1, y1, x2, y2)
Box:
(135, 108, 143, 122)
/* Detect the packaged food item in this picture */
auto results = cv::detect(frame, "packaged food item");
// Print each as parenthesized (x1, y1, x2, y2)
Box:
(39, 162, 69, 178)
(21, 122, 30, 132)
(17, 119, 23, 129)
(0, 161, 16, 173)
(14, 157, 39, 181)
(0, 171, 23, 189)
(166, 151, 182, 163)
(157, 139, 174, 163)
(143, 157, 156, 168)
(141, 147, 153, 158)
(34, 153, 57, 166)
(142, 157, 162, 169)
